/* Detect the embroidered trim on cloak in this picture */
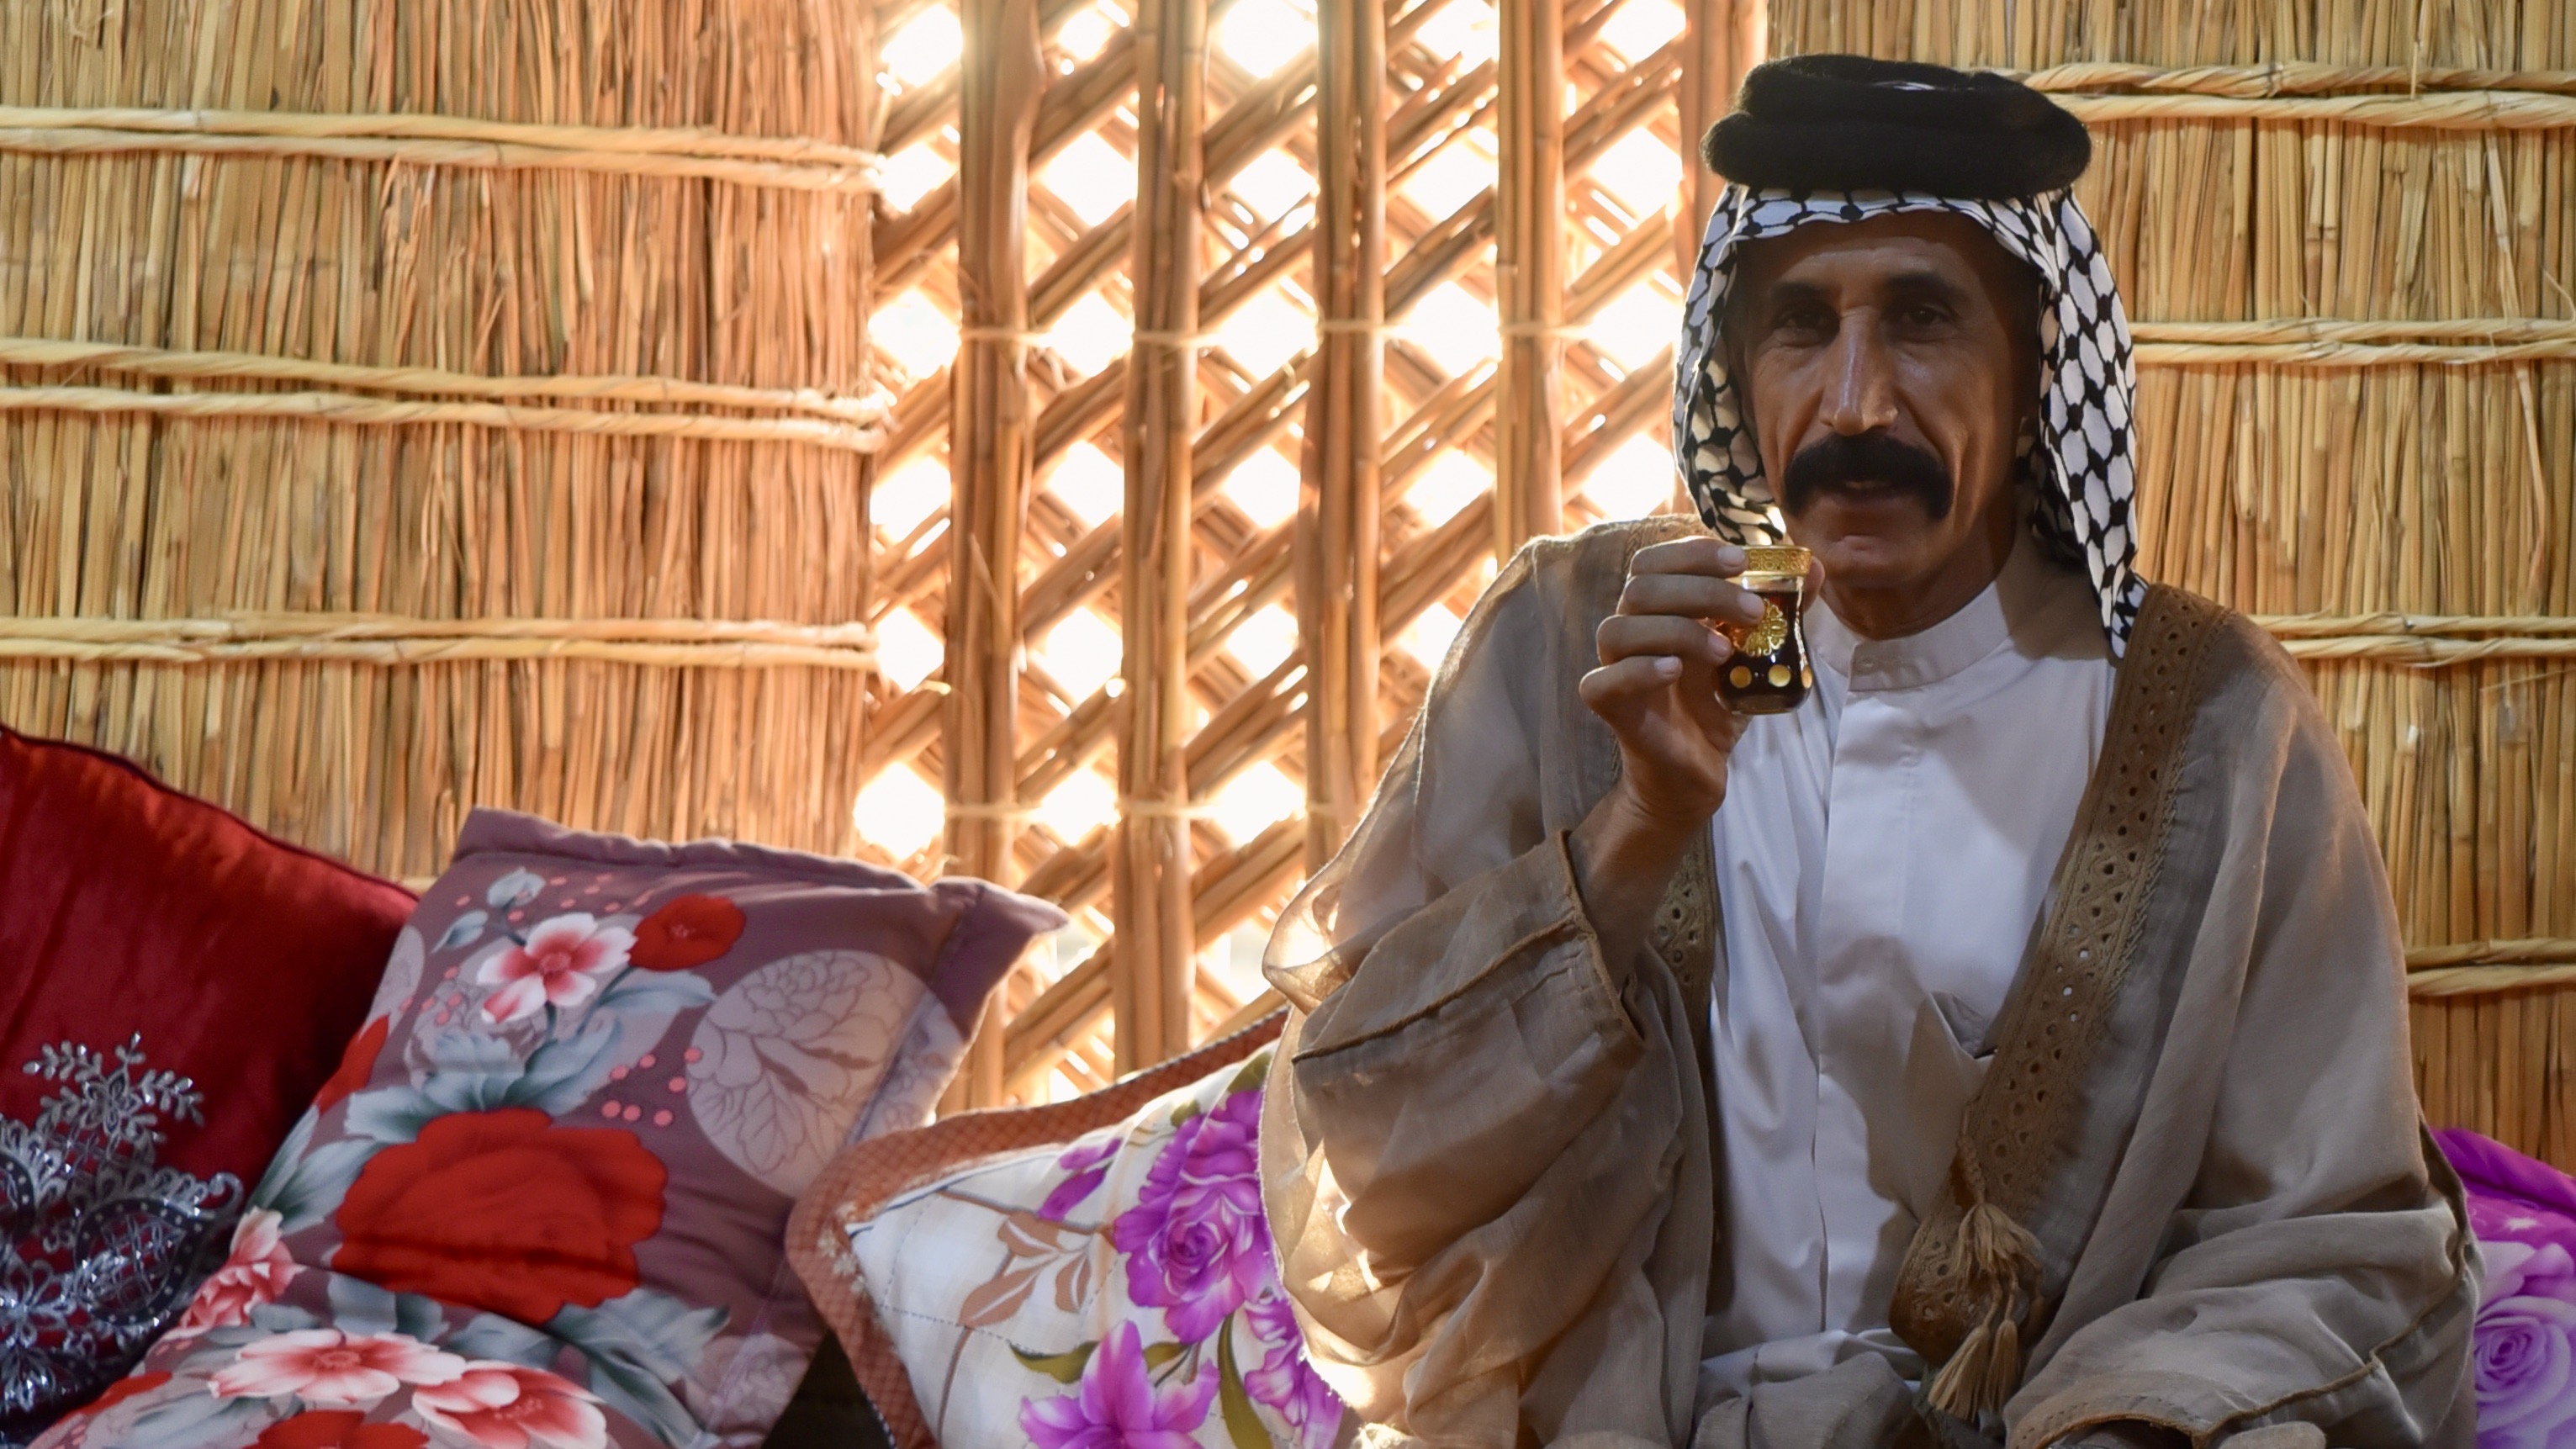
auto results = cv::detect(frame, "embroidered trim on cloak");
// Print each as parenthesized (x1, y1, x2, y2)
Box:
(1886, 584, 2230, 1425)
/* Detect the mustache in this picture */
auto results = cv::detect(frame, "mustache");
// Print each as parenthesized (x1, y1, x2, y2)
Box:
(1780, 431, 1955, 520)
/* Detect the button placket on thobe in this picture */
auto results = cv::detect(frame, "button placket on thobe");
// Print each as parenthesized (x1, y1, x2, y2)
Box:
(1700, 535, 2118, 1399)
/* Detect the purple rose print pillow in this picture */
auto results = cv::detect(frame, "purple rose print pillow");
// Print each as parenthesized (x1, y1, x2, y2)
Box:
(2437, 1128, 2576, 1449)
(833, 1046, 1348, 1449)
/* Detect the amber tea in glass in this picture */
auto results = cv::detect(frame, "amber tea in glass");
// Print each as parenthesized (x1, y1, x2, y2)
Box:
(1716, 545, 1812, 715)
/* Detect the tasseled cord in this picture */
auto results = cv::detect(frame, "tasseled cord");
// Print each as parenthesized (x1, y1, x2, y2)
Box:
(1923, 1200, 2043, 1421)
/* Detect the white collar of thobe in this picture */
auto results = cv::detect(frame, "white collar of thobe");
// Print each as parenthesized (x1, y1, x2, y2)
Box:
(1805, 530, 2065, 695)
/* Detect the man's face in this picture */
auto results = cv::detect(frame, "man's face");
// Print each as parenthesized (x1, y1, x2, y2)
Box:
(1727, 212, 2037, 600)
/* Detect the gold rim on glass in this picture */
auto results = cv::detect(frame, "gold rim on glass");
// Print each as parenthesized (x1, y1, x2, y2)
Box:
(1739, 544, 1811, 574)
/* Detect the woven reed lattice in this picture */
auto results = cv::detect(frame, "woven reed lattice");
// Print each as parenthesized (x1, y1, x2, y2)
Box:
(857, 0, 1754, 1103)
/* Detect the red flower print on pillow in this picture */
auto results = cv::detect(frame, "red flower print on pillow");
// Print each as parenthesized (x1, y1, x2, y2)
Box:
(257, 1411, 429, 1449)
(330, 1109, 667, 1325)
(315, 1018, 390, 1113)
(628, 895, 745, 971)
(413, 1364, 606, 1449)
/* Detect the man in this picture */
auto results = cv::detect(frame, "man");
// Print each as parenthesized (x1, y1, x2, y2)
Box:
(1256, 56, 2477, 1449)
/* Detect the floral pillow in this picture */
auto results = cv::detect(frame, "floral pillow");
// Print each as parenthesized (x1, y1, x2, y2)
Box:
(42, 809, 1062, 1449)
(2437, 1128, 2576, 1449)
(819, 1044, 1346, 1449)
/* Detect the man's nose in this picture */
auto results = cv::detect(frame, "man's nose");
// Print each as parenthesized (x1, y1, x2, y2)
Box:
(1817, 311, 1900, 436)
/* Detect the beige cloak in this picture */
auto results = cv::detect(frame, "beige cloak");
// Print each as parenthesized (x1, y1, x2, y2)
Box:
(1257, 516, 2477, 1449)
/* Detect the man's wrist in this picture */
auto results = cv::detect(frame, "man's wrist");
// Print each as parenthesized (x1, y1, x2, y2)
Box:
(1567, 784, 1707, 969)
(1571, 786, 1701, 892)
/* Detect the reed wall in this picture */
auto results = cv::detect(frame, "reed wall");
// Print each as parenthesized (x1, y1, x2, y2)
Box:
(0, 0, 881, 880)
(1777, 0, 2576, 1161)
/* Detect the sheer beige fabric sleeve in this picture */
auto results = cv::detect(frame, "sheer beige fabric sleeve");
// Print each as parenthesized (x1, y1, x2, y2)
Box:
(1257, 521, 1713, 1449)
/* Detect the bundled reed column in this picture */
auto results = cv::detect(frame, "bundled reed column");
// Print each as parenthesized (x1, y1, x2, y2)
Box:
(1494, 0, 1567, 555)
(1115, 0, 1207, 1072)
(1296, 0, 1387, 869)
(944, 0, 1046, 1106)
(1676, 0, 1764, 280)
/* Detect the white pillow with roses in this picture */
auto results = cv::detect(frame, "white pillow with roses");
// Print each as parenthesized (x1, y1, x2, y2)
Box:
(842, 1046, 1347, 1449)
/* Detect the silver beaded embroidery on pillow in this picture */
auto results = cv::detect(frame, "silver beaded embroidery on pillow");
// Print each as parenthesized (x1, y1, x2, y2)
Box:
(0, 1037, 241, 1444)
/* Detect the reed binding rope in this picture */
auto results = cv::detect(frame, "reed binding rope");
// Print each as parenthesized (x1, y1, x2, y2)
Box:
(0, 106, 880, 192)
(2013, 62, 2576, 98)
(2408, 940, 2576, 998)
(2252, 612, 2576, 664)
(0, 386, 884, 451)
(0, 337, 887, 423)
(6, 611, 2557, 671)
(2252, 614, 2576, 637)
(940, 801, 1042, 820)
(2128, 319, 2576, 369)
(0, 615, 877, 670)
(2045, 89, 2576, 129)
(2278, 644, 2576, 661)
(1978, 62, 2576, 126)
(2410, 939, 2576, 968)
(1995, 61, 2576, 127)
(2134, 321, 2576, 346)
(1521, 319, 2576, 368)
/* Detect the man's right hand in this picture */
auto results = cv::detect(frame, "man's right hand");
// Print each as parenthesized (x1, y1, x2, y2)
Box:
(1568, 537, 1768, 962)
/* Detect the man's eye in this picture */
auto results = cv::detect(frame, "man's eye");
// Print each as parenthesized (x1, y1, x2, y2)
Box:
(1896, 304, 1951, 327)
(1775, 307, 1834, 336)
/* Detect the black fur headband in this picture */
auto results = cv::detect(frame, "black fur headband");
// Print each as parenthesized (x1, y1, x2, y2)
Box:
(1701, 55, 2092, 199)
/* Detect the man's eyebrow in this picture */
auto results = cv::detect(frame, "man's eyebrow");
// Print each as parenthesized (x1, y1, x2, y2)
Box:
(1745, 270, 1976, 315)
(1882, 268, 1974, 306)
(1748, 278, 1830, 313)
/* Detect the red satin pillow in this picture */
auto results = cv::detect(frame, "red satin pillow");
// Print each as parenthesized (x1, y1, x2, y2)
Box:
(0, 727, 415, 1436)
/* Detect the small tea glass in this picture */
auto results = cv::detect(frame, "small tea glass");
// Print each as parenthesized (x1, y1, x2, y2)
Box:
(1716, 545, 1812, 715)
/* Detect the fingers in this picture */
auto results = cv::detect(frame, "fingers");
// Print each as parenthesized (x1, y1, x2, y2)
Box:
(1579, 653, 1743, 766)
(1577, 654, 1682, 727)
(1596, 612, 1732, 669)
(1616, 568, 1767, 627)
(1628, 537, 1745, 579)
(1620, 537, 1773, 626)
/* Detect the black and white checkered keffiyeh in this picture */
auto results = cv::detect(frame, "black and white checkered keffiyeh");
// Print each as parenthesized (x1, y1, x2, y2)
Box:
(1670, 187, 2149, 653)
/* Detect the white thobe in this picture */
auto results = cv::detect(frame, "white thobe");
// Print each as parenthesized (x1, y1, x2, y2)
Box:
(1698, 535, 2118, 1399)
